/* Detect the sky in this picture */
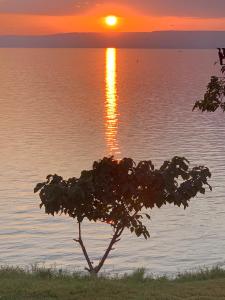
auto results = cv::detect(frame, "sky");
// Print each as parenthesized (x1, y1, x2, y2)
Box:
(1, 0, 225, 35)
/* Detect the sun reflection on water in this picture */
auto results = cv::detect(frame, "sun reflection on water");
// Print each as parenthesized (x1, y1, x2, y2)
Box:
(105, 48, 120, 157)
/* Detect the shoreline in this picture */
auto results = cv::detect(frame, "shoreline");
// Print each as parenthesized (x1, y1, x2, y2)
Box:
(1, 266, 225, 299)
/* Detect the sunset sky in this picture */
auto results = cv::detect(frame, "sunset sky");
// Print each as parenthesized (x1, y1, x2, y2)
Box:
(1, 0, 225, 35)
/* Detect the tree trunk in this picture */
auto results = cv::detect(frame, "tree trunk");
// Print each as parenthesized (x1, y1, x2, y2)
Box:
(74, 222, 124, 275)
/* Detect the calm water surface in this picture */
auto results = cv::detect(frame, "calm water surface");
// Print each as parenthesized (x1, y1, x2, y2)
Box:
(0, 48, 225, 275)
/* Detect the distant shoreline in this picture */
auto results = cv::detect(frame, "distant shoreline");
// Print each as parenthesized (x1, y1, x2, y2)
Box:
(0, 31, 224, 48)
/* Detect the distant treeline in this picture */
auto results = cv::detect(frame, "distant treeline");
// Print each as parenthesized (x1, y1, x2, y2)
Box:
(1, 31, 225, 48)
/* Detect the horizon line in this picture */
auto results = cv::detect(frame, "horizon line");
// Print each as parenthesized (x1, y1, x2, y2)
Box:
(1, 30, 225, 37)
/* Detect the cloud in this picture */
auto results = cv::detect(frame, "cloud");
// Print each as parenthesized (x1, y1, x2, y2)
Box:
(122, 0, 225, 18)
(0, 0, 96, 15)
(0, 0, 225, 18)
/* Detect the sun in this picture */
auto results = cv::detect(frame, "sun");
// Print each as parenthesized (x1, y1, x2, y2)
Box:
(105, 15, 118, 27)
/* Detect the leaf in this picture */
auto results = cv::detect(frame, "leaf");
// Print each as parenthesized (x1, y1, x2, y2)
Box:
(145, 214, 151, 220)
(34, 182, 45, 193)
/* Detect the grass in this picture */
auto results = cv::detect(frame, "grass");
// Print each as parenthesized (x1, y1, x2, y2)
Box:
(0, 266, 225, 299)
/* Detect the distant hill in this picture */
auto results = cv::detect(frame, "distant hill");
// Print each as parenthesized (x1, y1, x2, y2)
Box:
(0, 31, 225, 48)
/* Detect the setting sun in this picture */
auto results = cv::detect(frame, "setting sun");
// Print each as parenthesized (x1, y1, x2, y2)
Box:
(105, 15, 118, 27)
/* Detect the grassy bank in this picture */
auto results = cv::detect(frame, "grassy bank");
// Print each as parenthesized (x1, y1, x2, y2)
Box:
(1, 266, 225, 300)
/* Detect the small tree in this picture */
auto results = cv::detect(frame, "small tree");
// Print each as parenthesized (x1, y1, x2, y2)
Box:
(34, 156, 211, 275)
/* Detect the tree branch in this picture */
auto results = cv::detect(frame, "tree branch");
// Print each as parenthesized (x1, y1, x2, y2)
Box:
(74, 222, 93, 273)
(91, 207, 140, 274)
(95, 226, 124, 274)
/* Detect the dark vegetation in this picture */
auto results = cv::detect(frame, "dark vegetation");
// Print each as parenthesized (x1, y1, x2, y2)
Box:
(35, 156, 211, 275)
(193, 75, 225, 112)
(1, 266, 225, 300)
(194, 48, 225, 112)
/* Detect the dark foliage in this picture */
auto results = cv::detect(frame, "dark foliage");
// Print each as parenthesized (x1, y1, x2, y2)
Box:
(35, 157, 211, 238)
(35, 156, 211, 274)
(193, 76, 225, 112)
(193, 49, 225, 112)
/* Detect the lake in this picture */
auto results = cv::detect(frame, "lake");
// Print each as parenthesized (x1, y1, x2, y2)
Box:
(0, 48, 224, 275)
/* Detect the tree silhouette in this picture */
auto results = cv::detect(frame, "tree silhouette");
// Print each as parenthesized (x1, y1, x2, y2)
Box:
(34, 156, 211, 275)
(194, 49, 225, 112)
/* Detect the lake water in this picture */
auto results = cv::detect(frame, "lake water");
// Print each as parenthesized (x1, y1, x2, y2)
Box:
(0, 48, 225, 276)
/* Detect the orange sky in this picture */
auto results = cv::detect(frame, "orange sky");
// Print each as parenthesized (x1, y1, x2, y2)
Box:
(1, 3, 225, 35)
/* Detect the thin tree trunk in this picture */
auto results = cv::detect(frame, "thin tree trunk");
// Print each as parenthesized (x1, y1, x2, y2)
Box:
(74, 222, 94, 273)
(74, 222, 124, 275)
(94, 227, 124, 274)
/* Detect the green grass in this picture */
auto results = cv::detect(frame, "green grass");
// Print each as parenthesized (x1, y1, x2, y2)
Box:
(1, 266, 225, 300)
